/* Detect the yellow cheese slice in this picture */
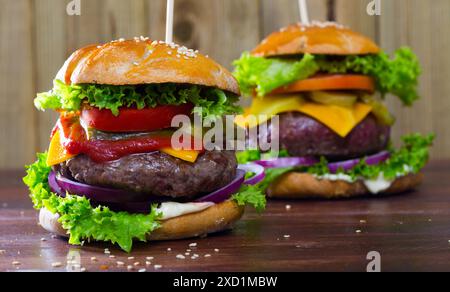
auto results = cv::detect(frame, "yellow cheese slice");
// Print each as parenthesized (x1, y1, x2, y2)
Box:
(46, 130, 76, 166)
(236, 95, 373, 138)
(160, 148, 200, 163)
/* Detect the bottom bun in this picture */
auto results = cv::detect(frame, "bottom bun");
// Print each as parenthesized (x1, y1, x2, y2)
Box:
(39, 200, 244, 241)
(267, 172, 424, 199)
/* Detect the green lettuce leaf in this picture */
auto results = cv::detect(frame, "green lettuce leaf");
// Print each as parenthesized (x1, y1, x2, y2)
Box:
(233, 48, 421, 105)
(23, 153, 162, 252)
(35, 80, 241, 122)
(24, 152, 266, 251)
(232, 185, 266, 213)
(233, 52, 319, 96)
(236, 133, 434, 187)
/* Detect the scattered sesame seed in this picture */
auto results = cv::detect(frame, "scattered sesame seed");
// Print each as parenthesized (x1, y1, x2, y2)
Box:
(134, 262, 140, 266)
(80, 267, 86, 272)
(151, 41, 158, 46)
(128, 257, 135, 260)
(146, 256, 154, 260)
(154, 265, 162, 269)
(204, 254, 211, 258)
(284, 235, 291, 239)
(189, 243, 197, 247)
(186, 249, 192, 252)
(52, 262, 63, 268)
(191, 256, 197, 260)
(176, 255, 186, 260)
(91, 257, 98, 262)
(40, 238, 47, 242)
(185, 252, 190, 256)
(360, 220, 367, 224)
(51, 235, 57, 239)
(214, 249, 220, 253)
(12, 261, 21, 266)
(127, 265, 134, 271)
(145, 261, 152, 266)
(116, 261, 125, 267)
(133, 62, 139, 66)
(138, 268, 146, 273)
(167, 248, 172, 252)
(285, 205, 292, 210)
(356, 230, 362, 233)
(109, 255, 116, 259)
(0, 250, 6, 255)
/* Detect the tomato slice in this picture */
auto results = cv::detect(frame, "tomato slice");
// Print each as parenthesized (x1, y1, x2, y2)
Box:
(81, 104, 194, 132)
(272, 75, 375, 94)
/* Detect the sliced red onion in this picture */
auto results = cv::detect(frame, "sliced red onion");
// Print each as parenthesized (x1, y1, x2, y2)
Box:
(195, 170, 245, 204)
(48, 171, 66, 197)
(254, 156, 319, 169)
(53, 172, 164, 203)
(238, 163, 265, 185)
(328, 151, 391, 174)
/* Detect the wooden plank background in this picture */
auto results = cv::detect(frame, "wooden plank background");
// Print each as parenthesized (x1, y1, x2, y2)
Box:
(0, 0, 448, 169)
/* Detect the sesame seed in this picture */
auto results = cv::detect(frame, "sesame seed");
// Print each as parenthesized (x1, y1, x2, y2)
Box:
(204, 254, 211, 258)
(185, 252, 190, 256)
(154, 265, 162, 269)
(356, 230, 362, 233)
(91, 257, 98, 262)
(128, 257, 135, 260)
(51, 235, 57, 239)
(80, 267, 86, 272)
(176, 255, 186, 260)
(52, 262, 62, 268)
(186, 249, 192, 252)
(127, 265, 134, 271)
(360, 220, 367, 223)
(284, 235, 291, 239)
(145, 261, 152, 266)
(146, 256, 154, 260)
(133, 62, 139, 66)
(285, 205, 292, 210)
(191, 256, 197, 260)
(133, 262, 140, 266)
(138, 268, 146, 273)
(12, 261, 21, 266)
(116, 261, 125, 267)
(189, 243, 197, 247)
(109, 255, 116, 259)
(167, 248, 172, 252)
(0, 250, 6, 255)
(214, 249, 220, 253)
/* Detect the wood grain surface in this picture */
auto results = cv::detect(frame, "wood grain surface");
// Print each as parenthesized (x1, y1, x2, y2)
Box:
(1, 161, 450, 272)
(0, 0, 449, 165)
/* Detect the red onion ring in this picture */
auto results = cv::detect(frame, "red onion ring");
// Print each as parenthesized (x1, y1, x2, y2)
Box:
(327, 151, 391, 174)
(238, 163, 265, 185)
(254, 156, 319, 169)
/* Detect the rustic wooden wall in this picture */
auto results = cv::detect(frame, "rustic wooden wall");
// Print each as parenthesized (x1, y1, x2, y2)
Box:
(0, 0, 448, 169)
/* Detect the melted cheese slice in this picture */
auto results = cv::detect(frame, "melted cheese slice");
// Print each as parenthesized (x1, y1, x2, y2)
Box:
(47, 130, 75, 166)
(236, 95, 373, 138)
(47, 129, 200, 166)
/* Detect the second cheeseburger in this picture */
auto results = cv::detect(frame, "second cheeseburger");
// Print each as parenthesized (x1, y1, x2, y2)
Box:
(234, 22, 434, 199)
(25, 38, 265, 252)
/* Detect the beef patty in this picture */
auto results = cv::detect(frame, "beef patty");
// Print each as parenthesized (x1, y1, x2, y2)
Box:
(57, 151, 237, 199)
(250, 113, 391, 160)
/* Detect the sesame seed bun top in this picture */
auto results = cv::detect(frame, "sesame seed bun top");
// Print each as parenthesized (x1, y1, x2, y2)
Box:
(56, 37, 240, 95)
(252, 22, 381, 57)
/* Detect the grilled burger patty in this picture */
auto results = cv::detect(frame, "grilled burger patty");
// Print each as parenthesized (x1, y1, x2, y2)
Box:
(57, 151, 237, 199)
(250, 113, 390, 160)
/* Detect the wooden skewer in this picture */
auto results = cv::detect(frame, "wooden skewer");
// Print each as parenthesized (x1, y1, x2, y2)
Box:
(299, 0, 310, 25)
(165, 0, 174, 43)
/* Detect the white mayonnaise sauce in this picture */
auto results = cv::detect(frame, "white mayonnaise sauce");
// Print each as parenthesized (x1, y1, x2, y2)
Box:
(157, 202, 215, 221)
(314, 165, 413, 195)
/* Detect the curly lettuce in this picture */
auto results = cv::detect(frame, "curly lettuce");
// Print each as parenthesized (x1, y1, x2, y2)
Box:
(35, 80, 241, 122)
(238, 134, 434, 188)
(233, 48, 421, 105)
(24, 153, 266, 252)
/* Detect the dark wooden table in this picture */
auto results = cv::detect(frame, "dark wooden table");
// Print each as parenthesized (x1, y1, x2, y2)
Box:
(1, 161, 450, 272)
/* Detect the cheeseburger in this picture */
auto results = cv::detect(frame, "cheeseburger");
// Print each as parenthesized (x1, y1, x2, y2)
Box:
(24, 37, 265, 252)
(234, 22, 434, 199)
